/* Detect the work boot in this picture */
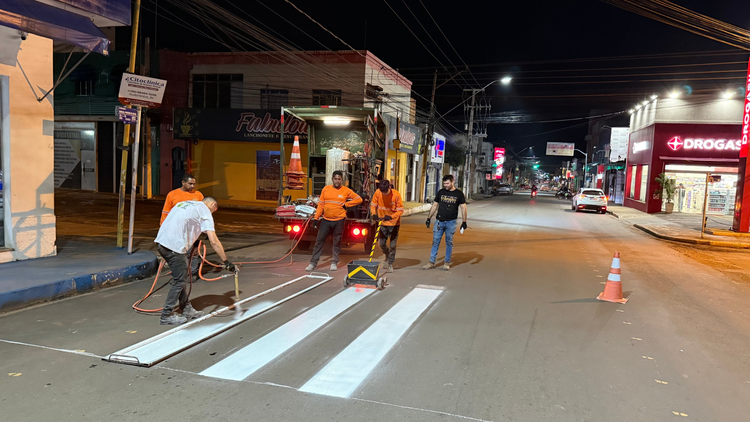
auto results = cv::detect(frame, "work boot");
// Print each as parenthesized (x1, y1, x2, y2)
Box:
(305, 263, 315, 272)
(160, 314, 187, 325)
(444, 262, 451, 271)
(387, 264, 394, 273)
(181, 304, 204, 320)
(422, 262, 435, 270)
(330, 263, 338, 271)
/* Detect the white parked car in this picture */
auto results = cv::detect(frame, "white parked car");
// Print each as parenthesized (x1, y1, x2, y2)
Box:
(572, 188, 608, 214)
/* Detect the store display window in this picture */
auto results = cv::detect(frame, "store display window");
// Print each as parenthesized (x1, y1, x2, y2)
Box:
(661, 165, 738, 215)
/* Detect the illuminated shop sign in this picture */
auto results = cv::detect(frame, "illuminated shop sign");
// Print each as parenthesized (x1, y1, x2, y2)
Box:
(632, 141, 650, 153)
(667, 137, 742, 151)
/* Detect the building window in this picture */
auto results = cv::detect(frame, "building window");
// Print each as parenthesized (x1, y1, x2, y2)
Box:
(192, 74, 243, 108)
(260, 89, 288, 109)
(312, 89, 342, 106)
(639, 165, 649, 202)
(75, 80, 95, 96)
(628, 165, 636, 199)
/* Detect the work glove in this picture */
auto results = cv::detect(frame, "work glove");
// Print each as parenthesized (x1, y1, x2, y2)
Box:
(313, 220, 319, 229)
(460, 222, 468, 231)
(383, 215, 393, 222)
(223, 260, 237, 272)
(425, 218, 431, 229)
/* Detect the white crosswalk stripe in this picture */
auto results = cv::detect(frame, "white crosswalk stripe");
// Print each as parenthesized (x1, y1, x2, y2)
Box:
(200, 287, 374, 381)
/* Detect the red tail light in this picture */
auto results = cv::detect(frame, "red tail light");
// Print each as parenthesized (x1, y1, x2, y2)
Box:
(292, 225, 301, 233)
(353, 228, 361, 236)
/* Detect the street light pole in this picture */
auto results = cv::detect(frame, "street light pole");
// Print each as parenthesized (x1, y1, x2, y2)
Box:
(574, 149, 588, 189)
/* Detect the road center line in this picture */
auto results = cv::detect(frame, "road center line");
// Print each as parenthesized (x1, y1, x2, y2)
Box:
(299, 287, 443, 398)
(200, 287, 375, 381)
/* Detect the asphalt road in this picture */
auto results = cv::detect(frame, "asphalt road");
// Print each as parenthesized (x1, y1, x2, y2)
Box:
(4, 192, 750, 421)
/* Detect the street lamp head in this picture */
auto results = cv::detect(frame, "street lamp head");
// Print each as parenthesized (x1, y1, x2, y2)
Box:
(500, 76, 512, 85)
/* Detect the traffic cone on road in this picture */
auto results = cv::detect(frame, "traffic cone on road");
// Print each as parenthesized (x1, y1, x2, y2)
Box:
(597, 252, 628, 304)
(286, 136, 305, 190)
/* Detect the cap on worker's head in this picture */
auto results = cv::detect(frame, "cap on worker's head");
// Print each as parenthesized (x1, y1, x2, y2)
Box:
(379, 180, 391, 191)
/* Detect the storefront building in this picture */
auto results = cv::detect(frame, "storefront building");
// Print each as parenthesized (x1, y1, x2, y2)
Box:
(0, 0, 128, 262)
(625, 96, 744, 216)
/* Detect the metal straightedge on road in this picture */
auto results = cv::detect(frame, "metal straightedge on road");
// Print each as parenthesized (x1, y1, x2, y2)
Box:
(104, 273, 333, 367)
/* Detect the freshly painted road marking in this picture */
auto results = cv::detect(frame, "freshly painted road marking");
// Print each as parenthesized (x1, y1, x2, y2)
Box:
(672, 411, 688, 417)
(655, 379, 669, 385)
(200, 288, 374, 381)
(300, 286, 443, 398)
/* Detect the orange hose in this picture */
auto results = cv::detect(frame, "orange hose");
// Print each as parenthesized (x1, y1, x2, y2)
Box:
(132, 215, 314, 313)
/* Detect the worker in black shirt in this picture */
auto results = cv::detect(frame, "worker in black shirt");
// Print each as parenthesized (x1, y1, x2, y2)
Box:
(423, 174, 468, 271)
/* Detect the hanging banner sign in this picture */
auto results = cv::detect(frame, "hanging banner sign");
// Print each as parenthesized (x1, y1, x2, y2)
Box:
(118, 73, 167, 108)
(546, 142, 574, 156)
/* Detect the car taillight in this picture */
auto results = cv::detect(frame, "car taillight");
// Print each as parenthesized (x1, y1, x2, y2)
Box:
(353, 228, 361, 236)
(293, 225, 301, 233)
(605, 196, 609, 201)
(286, 225, 292, 232)
(580, 194, 587, 198)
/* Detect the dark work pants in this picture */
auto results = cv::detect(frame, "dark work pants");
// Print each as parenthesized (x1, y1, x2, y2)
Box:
(310, 219, 346, 265)
(378, 224, 400, 265)
(157, 244, 190, 318)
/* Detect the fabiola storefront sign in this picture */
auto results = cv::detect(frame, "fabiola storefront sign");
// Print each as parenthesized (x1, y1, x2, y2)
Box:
(174, 108, 308, 142)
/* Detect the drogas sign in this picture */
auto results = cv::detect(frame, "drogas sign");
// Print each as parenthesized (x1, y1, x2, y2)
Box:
(667, 137, 742, 152)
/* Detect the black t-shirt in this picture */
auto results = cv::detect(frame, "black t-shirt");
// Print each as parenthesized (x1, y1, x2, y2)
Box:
(434, 188, 466, 221)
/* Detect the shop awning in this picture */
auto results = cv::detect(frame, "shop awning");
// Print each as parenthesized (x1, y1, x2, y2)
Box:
(0, 0, 110, 55)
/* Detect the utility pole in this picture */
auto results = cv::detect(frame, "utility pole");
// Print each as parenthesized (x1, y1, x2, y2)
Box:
(463, 88, 490, 198)
(116, 0, 142, 249)
(421, 70, 438, 202)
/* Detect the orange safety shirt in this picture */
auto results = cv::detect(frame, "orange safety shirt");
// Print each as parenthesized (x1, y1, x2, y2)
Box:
(370, 189, 404, 226)
(160, 189, 205, 225)
(315, 185, 362, 221)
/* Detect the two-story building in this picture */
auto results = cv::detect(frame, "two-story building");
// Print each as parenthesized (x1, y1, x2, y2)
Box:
(158, 49, 415, 207)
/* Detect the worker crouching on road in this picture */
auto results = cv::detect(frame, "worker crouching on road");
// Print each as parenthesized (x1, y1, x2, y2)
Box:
(154, 197, 236, 325)
(371, 180, 404, 273)
(305, 171, 363, 272)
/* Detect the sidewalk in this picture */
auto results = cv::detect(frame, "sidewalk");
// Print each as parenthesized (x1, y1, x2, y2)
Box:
(0, 239, 158, 313)
(607, 204, 750, 249)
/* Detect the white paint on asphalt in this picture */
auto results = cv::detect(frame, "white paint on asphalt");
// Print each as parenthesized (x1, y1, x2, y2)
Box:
(0, 338, 104, 359)
(200, 287, 375, 381)
(299, 287, 442, 398)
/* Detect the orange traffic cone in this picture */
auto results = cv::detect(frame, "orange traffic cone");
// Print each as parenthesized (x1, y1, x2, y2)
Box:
(597, 252, 628, 304)
(286, 135, 305, 190)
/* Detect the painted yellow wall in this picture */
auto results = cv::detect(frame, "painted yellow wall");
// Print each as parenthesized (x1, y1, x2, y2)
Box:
(192, 140, 309, 206)
(0, 34, 56, 263)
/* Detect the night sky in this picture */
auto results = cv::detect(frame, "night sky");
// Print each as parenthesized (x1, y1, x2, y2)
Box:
(124, 0, 749, 167)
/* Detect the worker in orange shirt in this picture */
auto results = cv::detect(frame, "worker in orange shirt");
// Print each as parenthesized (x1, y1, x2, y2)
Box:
(370, 180, 404, 273)
(161, 174, 204, 279)
(161, 174, 204, 224)
(305, 171, 362, 272)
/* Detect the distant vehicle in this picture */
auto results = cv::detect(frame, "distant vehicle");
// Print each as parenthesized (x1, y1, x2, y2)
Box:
(541, 185, 550, 191)
(572, 188, 608, 214)
(496, 184, 514, 195)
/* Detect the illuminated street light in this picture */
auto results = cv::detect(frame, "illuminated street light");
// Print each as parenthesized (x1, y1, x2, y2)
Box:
(501, 76, 513, 85)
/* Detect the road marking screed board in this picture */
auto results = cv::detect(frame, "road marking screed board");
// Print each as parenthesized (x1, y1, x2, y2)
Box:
(299, 286, 443, 398)
(200, 287, 375, 381)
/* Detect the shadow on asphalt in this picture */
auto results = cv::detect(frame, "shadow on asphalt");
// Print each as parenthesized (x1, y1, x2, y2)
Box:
(191, 290, 237, 312)
(393, 257, 421, 269)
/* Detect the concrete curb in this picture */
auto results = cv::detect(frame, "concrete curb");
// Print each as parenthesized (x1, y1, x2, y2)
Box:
(632, 224, 750, 249)
(0, 254, 159, 313)
(403, 203, 432, 217)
